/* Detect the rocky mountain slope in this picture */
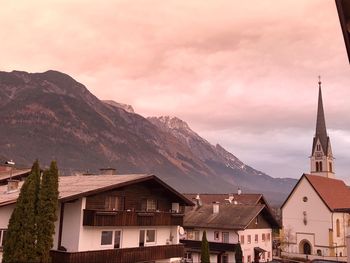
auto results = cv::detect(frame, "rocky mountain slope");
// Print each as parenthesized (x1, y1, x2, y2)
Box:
(0, 70, 296, 205)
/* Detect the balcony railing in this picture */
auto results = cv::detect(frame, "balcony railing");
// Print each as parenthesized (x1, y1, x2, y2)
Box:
(83, 209, 184, 226)
(50, 244, 184, 263)
(180, 239, 238, 252)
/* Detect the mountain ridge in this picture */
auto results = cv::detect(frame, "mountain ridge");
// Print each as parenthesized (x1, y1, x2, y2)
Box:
(0, 70, 296, 205)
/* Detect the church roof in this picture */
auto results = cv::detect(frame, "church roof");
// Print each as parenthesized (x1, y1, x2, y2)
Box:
(282, 174, 350, 211)
(305, 174, 350, 211)
(312, 85, 330, 155)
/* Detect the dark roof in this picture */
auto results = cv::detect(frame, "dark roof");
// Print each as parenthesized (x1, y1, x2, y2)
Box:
(184, 203, 279, 230)
(312, 85, 330, 155)
(0, 168, 31, 185)
(184, 193, 265, 206)
(0, 174, 194, 207)
(281, 174, 350, 211)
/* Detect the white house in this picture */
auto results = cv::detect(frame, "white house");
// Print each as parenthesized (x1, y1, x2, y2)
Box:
(0, 173, 193, 263)
(181, 194, 279, 263)
(281, 81, 350, 262)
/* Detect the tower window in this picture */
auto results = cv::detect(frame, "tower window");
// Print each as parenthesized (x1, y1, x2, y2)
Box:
(316, 144, 321, 151)
(319, 162, 323, 172)
(329, 162, 332, 172)
(316, 162, 319, 172)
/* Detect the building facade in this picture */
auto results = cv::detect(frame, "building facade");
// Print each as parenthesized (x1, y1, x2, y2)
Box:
(181, 194, 279, 263)
(281, 81, 350, 262)
(0, 174, 193, 263)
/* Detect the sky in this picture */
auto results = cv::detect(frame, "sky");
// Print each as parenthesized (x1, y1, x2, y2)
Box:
(1, 0, 350, 182)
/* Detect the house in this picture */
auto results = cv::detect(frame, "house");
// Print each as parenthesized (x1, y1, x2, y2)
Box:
(0, 173, 194, 263)
(281, 80, 350, 261)
(180, 194, 279, 263)
(0, 166, 30, 185)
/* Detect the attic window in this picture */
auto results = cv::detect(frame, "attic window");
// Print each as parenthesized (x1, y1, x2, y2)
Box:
(303, 196, 308, 202)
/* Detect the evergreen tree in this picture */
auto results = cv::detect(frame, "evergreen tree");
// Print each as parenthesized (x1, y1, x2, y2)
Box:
(3, 161, 41, 263)
(235, 242, 243, 263)
(37, 161, 59, 263)
(200, 230, 210, 263)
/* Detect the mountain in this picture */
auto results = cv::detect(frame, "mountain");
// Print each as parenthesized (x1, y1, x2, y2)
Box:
(0, 70, 296, 205)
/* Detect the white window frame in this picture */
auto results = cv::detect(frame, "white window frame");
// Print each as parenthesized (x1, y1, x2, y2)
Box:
(0, 229, 7, 248)
(140, 229, 157, 246)
(101, 230, 113, 246)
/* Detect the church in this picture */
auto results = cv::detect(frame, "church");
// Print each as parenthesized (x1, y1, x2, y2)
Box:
(281, 80, 350, 261)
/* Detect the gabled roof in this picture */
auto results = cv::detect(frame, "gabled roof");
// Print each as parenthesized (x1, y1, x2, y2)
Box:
(184, 204, 279, 230)
(281, 174, 350, 211)
(184, 193, 266, 206)
(0, 174, 194, 207)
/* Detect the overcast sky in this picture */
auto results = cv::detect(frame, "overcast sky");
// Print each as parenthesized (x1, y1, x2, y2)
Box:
(1, 0, 350, 182)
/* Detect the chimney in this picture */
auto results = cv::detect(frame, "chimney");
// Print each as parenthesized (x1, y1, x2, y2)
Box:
(99, 168, 117, 175)
(237, 187, 242, 195)
(213, 202, 220, 214)
(194, 194, 202, 208)
(7, 179, 19, 193)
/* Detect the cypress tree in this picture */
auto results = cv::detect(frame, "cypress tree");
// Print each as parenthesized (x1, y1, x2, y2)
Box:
(3, 161, 41, 263)
(37, 161, 59, 263)
(200, 230, 210, 263)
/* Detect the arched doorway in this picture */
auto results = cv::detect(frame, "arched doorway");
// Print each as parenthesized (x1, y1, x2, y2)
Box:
(299, 240, 312, 255)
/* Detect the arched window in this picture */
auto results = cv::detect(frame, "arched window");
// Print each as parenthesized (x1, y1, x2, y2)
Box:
(336, 219, 340, 237)
(316, 162, 319, 172)
(329, 162, 333, 172)
(319, 162, 323, 172)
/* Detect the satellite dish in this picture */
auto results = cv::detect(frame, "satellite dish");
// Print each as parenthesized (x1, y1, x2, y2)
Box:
(179, 227, 185, 235)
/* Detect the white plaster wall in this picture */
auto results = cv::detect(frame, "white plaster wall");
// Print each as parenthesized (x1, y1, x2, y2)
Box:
(282, 176, 332, 251)
(238, 228, 272, 262)
(61, 198, 84, 252)
(79, 226, 175, 251)
(332, 212, 348, 257)
(0, 204, 15, 228)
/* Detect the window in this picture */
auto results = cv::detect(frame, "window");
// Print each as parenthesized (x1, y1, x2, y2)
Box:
(319, 161, 323, 171)
(316, 162, 319, 172)
(141, 199, 157, 211)
(114, 230, 121, 248)
(248, 255, 251, 263)
(262, 252, 265, 260)
(139, 229, 156, 246)
(316, 144, 321, 151)
(336, 219, 340, 237)
(214, 231, 220, 241)
(105, 196, 119, 210)
(267, 233, 271, 241)
(101, 231, 113, 245)
(303, 196, 308, 202)
(317, 249, 322, 256)
(222, 232, 229, 243)
(329, 162, 333, 172)
(254, 234, 258, 243)
(184, 252, 192, 261)
(267, 252, 270, 259)
(247, 235, 251, 244)
(240, 235, 244, 244)
(187, 230, 199, 241)
(0, 229, 7, 248)
(262, 233, 266, 242)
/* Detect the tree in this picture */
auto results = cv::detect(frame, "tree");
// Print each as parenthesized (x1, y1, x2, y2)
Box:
(3, 160, 59, 263)
(200, 230, 210, 263)
(3, 161, 41, 263)
(37, 161, 59, 263)
(235, 242, 243, 263)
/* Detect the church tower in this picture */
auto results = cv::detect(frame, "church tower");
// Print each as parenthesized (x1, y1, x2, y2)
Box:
(310, 78, 335, 178)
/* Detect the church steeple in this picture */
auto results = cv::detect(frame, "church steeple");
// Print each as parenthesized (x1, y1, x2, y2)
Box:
(310, 77, 334, 178)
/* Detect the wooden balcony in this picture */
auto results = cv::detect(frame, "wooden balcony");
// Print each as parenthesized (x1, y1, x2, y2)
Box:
(180, 239, 238, 252)
(50, 244, 184, 263)
(83, 209, 184, 226)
